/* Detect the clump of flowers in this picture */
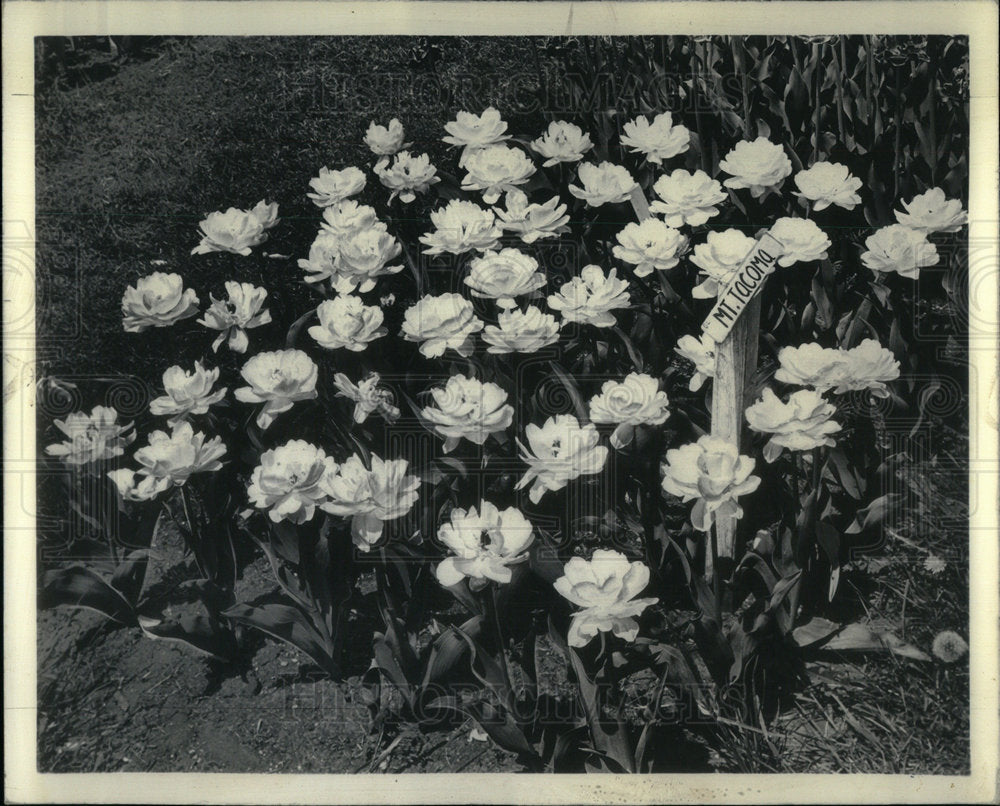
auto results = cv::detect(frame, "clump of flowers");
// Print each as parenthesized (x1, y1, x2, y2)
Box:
(674, 333, 717, 391)
(662, 435, 761, 531)
(435, 501, 534, 588)
(191, 201, 279, 256)
(492, 190, 570, 243)
(775, 340, 900, 398)
(319, 454, 420, 550)
(198, 281, 272, 353)
(482, 307, 560, 354)
(745, 388, 841, 462)
(364, 118, 410, 156)
(122, 272, 200, 332)
(719, 137, 793, 198)
(516, 414, 609, 503)
(333, 372, 400, 424)
(401, 293, 485, 358)
(374, 151, 440, 203)
(547, 265, 631, 328)
(149, 362, 227, 426)
(895, 187, 967, 234)
(309, 295, 387, 352)
(620, 112, 690, 164)
(861, 224, 940, 279)
(307, 166, 366, 207)
(589, 373, 670, 450)
(46, 405, 135, 465)
(420, 374, 514, 453)
(770, 217, 832, 265)
(465, 248, 547, 308)
(793, 162, 863, 211)
(461, 144, 536, 204)
(649, 169, 727, 228)
(554, 550, 658, 647)
(613, 219, 686, 277)
(420, 200, 503, 255)
(569, 162, 639, 207)
(442, 106, 510, 166)
(247, 440, 337, 524)
(531, 121, 593, 166)
(690, 229, 756, 298)
(234, 349, 319, 429)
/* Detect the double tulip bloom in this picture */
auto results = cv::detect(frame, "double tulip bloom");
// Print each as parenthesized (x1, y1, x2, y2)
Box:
(46, 405, 135, 466)
(674, 334, 717, 391)
(745, 388, 841, 463)
(589, 373, 670, 450)
(861, 224, 939, 279)
(719, 137, 793, 198)
(793, 162, 863, 211)
(374, 151, 440, 203)
(491, 190, 570, 244)
(235, 349, 319, 429)
(122, 272, 200, 333)
(650, 169, 727, 228)
(442, 106, 511, 167)
(198, 281, 271, 353)
(547, 265, 631, 328)
(613, 219, 687, 277)
(419, 200, 503, 256)
(531, 121, 593, 167)
(554, 550, 658, 648)
(149, 361, 227, 426)
(309, 295, 387, 352)
(247, 440, 336, 525)
(482, 307, 560, 355)
(307, 166, 366, 207)
(191, 200, 279, 256)
(461, 144, 536, 205)
(435, 501, 534, 589)
(894, 187, 967, 234)
(421, 374, 514, 453)
(569, 162, 639, 207)
(620, 112, 690, 164)
(464, 248, 547, 308)
(333, 372, 400, 424)
(516, 414, 609, 504)
(364, 118, 410, 156)
(401, 293, 484, 358)
(661, 435, 761, 532)
(690, 230, 756, 299)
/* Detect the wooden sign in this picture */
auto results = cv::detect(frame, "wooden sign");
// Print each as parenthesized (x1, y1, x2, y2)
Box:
(705, 230, 783, 575)
(701, 232, 784, 343)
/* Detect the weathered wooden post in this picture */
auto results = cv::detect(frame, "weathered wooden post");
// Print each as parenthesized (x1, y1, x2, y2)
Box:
(701, 232, 784, 573)
(628, 189, 782, 573)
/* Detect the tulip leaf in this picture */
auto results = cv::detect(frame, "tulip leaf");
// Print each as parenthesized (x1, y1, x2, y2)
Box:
(40, 565, 137, 626)
(223, 602, 340, 676)
(137, 613, 237, 662)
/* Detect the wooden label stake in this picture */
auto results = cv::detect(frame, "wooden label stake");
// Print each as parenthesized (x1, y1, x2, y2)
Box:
(704, 232, 784, 573)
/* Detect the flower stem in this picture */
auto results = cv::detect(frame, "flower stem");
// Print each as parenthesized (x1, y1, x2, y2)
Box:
(178, 485, 207, 578)
(488, 585, 517, 713)
(710, 523, 723, 626)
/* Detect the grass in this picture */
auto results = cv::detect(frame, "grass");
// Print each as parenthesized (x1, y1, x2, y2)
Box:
(34, 35, 970, 774)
